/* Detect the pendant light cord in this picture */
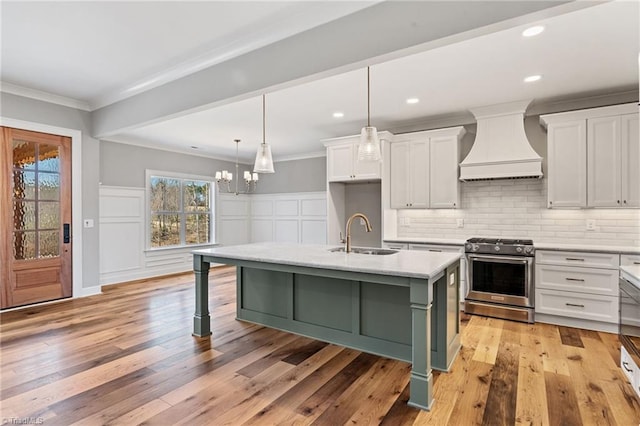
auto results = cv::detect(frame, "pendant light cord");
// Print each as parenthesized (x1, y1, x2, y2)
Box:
(262, 94, 266, 146)
(367, 67, 371, 127)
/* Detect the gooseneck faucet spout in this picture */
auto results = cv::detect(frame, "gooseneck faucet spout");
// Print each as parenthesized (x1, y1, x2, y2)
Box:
(343, 213, 373, 253)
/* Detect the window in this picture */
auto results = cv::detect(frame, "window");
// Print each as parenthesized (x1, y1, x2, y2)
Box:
(147, 171, 213, 248)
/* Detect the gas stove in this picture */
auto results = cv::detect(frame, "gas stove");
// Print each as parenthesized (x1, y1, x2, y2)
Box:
(465, 237, 534, 256)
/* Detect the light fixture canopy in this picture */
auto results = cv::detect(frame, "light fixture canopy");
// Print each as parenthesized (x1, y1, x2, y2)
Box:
(357, 66, 381, 162)
(253, 94, 275, 173)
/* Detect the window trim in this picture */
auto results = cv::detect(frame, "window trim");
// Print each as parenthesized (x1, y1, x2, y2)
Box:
(145, 169, 215, 250)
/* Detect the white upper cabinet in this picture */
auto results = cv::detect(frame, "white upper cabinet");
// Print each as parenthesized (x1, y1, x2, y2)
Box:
(430, 134, 460, 208)
(390, 139, 429, 208)
(546, 120, 587, 208)
(588, 116, 621, 207)
(541, 103, 638, 209)
(324, 133, 390, 183)
(389, 127, 465, 209)
(621, 113, 640, 207)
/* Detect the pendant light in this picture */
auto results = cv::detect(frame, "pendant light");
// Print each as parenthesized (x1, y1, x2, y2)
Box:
(253, 94, 275, 173)
(358, 66, 381, 161)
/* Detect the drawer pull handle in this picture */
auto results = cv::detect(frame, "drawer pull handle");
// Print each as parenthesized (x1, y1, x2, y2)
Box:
(565, 257, 584, 261)
(565, 277, 585, 282)
(634, 262, 640, 265)
(622, 362, 633, 373)
(565, 303, 585, 308)
(428, 249, 442, 252)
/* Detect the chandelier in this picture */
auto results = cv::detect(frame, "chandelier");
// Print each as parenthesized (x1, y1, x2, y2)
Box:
(215, 139, 258, 195)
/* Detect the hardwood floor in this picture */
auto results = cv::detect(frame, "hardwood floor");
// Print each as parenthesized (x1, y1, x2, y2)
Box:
(1, 266, 639, 425)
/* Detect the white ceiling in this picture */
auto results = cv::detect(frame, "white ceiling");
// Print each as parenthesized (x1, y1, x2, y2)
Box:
(2, 1, 638, 163)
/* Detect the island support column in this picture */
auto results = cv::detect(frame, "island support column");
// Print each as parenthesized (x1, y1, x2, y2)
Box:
(193, 254, 211, 337)
(408, 276, 435, 410)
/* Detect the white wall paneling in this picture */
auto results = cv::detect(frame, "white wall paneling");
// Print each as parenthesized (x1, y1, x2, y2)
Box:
(100, 186, 220, 285)
(249, 192, 327, 245)
(99, 189, 325, 285)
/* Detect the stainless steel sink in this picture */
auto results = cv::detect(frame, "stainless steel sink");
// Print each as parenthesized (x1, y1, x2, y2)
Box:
(329, 247, 398, 255)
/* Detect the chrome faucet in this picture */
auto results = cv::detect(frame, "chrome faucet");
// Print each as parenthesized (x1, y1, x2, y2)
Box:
(341, 213, 373, 253)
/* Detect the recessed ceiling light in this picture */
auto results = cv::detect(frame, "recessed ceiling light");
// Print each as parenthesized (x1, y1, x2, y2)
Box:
(406, 98, 420, 104)
(333, 112, 344, 118)
(191, 145, 199, 149)
(522, 25, 545, 37)
(524, 75, 542, 83)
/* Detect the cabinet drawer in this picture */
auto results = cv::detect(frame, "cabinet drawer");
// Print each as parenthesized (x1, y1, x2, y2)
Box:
(621, 346, 638, 388)
(536, 250, 619, 269)
(535, 288, 618, 323)
(383, 243, 408, 250)
(535, 264, 618, 296)
(621, 254, 640, 267)
(408, 244, 463, 254)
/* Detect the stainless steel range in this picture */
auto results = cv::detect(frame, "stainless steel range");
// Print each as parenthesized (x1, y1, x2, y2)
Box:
(464, 238, 535, 323)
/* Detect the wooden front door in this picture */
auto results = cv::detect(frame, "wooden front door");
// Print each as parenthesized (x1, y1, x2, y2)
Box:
(1, 127, 72, 309)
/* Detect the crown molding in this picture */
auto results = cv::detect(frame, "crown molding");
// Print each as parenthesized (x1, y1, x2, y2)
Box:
(1, 81, 91, 111)
(273, 151, 326, 162)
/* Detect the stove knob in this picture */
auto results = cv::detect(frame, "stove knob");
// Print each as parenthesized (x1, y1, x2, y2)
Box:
(465, 243, 472, 250)
(472, 244, 479, 251)
(516, 246, 523, 253)
(494, 245, 500, 252)
(525, 246, 534, 254)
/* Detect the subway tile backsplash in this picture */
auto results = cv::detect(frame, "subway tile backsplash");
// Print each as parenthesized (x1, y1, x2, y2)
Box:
(397, 179, 640, 247)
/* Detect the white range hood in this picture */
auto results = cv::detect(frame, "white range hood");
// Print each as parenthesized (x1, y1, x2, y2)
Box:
(459, 100, 543, 181)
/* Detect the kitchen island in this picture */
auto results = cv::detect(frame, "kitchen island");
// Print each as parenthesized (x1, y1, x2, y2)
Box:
(192, 242, 461, 411)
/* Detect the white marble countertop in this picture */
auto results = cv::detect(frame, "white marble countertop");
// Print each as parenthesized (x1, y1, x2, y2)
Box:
(193, 242, 461, 280)
(621, 265, 640, 290)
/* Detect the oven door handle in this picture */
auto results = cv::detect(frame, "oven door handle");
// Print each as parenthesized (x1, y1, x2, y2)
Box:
(467, 254, 530, 264)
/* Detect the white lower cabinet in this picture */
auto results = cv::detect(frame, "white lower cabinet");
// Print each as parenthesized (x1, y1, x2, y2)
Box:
(621, 346, 640, 399)
(535, 250, 619, 331)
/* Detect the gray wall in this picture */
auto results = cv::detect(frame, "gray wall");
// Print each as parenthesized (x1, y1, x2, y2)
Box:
(101, 140, 327, 194)
(1, 92, 100, 289)
(100, 141, 237, 187)
(255, 156, 326, 194)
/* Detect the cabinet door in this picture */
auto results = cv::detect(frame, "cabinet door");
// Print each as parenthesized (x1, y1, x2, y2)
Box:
(390, 142, 410, 208)
(353, 148, 382, 180)
(327, 144, 354, 182)
(429, 136, 459, 208)
(621, 113, 640, 207)
(409, 140, 430, 208)
(588, 116, 621, 207)
(547, 120, 587, 208)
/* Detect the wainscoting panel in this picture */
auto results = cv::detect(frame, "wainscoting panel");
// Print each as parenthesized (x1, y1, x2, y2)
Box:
(99, 189, 325, 285)
(249, 192, 327, 245)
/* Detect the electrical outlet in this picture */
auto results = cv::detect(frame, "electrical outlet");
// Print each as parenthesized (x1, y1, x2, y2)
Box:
(586, 219, 596, 231)
(456, 219, 464, 228)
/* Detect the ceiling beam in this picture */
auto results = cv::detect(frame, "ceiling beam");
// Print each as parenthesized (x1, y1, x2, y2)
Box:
(92, 0, 589, 138)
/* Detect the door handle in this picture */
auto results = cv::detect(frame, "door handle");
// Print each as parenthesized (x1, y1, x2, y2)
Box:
(63, 223, 70, 244)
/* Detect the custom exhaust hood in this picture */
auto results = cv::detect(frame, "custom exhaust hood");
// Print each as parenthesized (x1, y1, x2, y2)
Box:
(459, 100, 543, 181)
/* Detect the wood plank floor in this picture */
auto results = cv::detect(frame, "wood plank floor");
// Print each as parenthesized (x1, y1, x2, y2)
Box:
(1, 266, 639, 425)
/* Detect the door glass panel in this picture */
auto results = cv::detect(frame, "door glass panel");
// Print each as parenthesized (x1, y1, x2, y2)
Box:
(39, 231, 59, 257)
(13, 170, 36, 199)
(39, 201, 60, 229)
(38, 172, 60, 200)
(11, 139, 62, 261)
(13, 231, 36, 260)
(37, 144, 60, 172)
(12, 140, 36, 169)
(13, 201, 36, 230)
